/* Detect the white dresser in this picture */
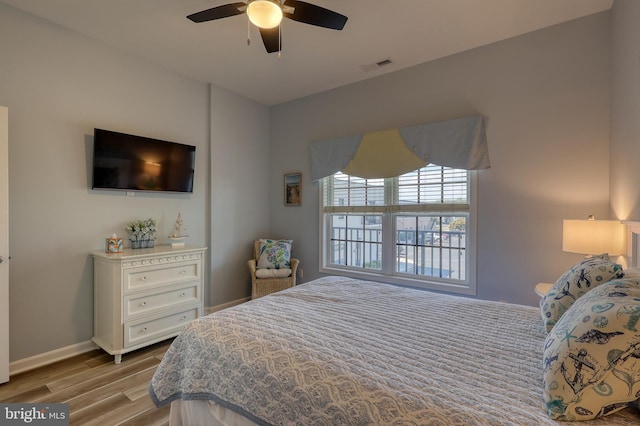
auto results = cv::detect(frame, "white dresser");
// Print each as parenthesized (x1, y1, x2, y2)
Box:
(92, 245, 206, 363)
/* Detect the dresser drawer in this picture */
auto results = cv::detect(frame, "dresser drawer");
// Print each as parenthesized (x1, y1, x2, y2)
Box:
(124, 283, 200, 321)
(124, 307, 198, 348)
(124, 261, 200, 293)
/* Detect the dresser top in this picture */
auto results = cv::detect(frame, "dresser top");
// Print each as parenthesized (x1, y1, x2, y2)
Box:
(92, 244, 206, 260)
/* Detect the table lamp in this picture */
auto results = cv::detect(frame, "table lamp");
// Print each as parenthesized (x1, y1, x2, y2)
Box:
(562, 215, 626, 257)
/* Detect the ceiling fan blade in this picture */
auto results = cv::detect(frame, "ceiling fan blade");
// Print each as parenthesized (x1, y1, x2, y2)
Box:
(283, 0, 347, 30)
(187, 3, 246, 23)
(259, 27, 281, 53)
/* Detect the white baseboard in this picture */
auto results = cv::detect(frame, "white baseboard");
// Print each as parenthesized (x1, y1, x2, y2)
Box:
(10, 340, 98, 376)
(10, 297, 250, 375)
(205, 296, 250, 315)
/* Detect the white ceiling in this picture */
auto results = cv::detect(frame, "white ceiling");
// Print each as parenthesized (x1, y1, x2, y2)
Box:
(1, 0, 613, 106)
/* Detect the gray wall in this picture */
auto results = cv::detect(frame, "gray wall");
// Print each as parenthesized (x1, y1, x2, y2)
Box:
(209, 85, 271, 305)
(269, 12, 612, 306)
(0, 4, 269, 361)
(610, 0, 640, 221)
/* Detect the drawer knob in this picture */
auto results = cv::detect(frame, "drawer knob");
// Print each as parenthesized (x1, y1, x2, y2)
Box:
(180, 293, 186, 297)
(141, 301, 147, 306)
(141, 276, 147, 281)
(180, 270, 186, 275)
(181, 316, 187, 321)
(142, 327, 148, 333)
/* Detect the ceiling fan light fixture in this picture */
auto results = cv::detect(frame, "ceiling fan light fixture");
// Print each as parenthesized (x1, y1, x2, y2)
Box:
(247, 0, 283, 29)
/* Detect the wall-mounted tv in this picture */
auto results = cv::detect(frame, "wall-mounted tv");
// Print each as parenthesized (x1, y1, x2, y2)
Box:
(92, 128, 195, 193)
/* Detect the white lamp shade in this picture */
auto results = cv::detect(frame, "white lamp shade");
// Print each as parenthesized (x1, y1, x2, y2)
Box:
(562, 219, 626, 256)
(247, 0, 283, 29)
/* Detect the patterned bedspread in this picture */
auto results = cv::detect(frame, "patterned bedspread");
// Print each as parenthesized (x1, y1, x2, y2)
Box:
(149, 276, 640, 425)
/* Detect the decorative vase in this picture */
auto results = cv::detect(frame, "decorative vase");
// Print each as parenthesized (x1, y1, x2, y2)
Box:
(130, 239, 154, 249)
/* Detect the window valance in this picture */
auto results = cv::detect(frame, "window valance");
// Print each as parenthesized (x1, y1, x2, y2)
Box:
(310, 114, 490, 181)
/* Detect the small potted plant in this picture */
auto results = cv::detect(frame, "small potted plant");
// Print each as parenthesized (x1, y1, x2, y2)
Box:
(126, 218, 157, 249)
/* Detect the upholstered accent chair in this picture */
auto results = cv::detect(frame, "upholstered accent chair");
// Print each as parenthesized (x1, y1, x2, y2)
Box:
(247, 240, 299, 299)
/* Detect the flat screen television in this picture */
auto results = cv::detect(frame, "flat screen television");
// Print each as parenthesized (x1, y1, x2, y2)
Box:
(92, 128, 195, 193)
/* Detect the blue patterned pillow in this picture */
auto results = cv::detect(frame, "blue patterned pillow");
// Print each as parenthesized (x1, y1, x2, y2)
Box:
(540, 255, 624, 332)
(257, 239, 292, 269)
(543, 277, 640, 421)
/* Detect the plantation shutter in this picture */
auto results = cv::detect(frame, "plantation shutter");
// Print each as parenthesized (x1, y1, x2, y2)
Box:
(323, 165, 469, 214)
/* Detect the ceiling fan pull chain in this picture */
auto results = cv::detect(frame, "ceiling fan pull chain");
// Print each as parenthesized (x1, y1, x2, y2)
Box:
(277, 23, 282, 59)
(247, 14, 251, 45)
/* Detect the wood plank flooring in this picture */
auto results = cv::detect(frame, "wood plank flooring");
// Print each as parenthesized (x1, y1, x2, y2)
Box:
(0, 340, 172, 425)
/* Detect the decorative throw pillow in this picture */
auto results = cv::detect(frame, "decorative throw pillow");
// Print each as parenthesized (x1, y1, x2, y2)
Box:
(542, 277, 640, 421)
(257, 239, 292, 269)
(540, 255, 624, 332)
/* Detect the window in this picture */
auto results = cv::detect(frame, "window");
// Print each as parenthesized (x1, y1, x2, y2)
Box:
(320, 165, 476, 295)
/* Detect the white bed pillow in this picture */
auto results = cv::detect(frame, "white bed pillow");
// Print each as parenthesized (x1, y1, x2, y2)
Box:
(540, 255, 624, 332)
(543, 277, 640, 421)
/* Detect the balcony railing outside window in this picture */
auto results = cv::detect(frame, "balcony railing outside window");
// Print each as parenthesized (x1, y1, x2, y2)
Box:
(329, 218, 466, 280)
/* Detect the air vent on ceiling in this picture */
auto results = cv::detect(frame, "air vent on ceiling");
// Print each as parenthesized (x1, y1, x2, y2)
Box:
(360, 58, 393, 72)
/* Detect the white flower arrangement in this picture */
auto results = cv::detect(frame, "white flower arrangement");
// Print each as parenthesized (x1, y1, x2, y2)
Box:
(125, 218, 157, 242)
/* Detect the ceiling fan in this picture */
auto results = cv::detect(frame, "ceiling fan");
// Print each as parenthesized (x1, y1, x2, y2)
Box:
(187, 0, 348, 53)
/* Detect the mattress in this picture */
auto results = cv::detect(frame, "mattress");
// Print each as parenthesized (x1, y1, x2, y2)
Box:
(150, 276, 640, 425)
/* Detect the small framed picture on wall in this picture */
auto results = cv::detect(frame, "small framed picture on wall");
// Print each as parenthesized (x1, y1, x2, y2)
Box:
(284, 173, 302, 206)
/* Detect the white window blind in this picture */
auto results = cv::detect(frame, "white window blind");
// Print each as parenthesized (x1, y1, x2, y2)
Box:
(323, 165, 469, 213)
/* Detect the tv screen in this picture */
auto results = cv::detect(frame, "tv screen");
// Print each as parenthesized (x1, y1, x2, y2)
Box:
(92, 129, 195, 193)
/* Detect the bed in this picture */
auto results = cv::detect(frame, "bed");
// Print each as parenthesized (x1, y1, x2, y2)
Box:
(149, 275, 640, 425)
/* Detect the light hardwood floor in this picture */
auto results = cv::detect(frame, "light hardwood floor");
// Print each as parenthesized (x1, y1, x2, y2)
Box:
(0, 340, 172, 425)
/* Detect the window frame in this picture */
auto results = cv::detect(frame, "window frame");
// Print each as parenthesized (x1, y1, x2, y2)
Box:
(318, 169, 477, 296)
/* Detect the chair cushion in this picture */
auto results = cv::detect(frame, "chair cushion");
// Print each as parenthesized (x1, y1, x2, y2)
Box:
(257, 239, 292, 269)
(255, 268, 292, 279)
